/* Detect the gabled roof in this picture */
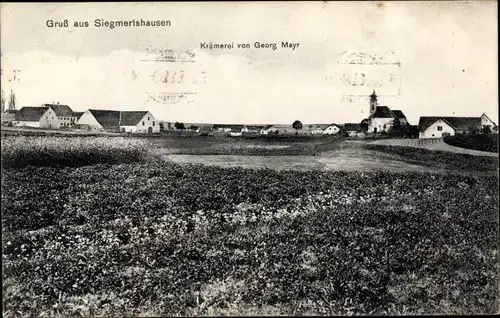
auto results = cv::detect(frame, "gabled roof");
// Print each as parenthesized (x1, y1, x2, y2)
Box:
(344, 123, 363, 132)
(73, 111, 84, 119)
(369, 106, 394, 118)
(246, 125, 264, 130)
(120, 111, 149, 126)
(15, 106, 48, 121)
(213, 124, 244, 129)
(43, 104, 74, 117)
(392, 110, 407, 120)
(323, 123, 341, 130)
(262, 125, 276, 130)
(87, 110, 150, 128)
(480, 113, 497, 127)
(88, 109, 121, 128)
(418, 116, 482, 132)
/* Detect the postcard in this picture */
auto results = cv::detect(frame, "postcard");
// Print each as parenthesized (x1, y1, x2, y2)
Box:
(1, 1, 498, 317)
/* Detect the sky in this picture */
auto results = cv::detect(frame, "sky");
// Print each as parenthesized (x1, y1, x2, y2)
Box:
(0, 1, 498, 125)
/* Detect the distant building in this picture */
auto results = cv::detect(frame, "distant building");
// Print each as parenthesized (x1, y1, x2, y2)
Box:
(213, 124, 244, 133)
(12, 104, 77, 129)
(323, 124, 341, 135)
(41, 103, 77, 128)
(418, 113, 497, 139)
(260, 125, 279, 135)
(76, 109, 160, 133)
(12, 107, 48, 127)
(344, 123, 364, 137)
(367, 90, 408, 133)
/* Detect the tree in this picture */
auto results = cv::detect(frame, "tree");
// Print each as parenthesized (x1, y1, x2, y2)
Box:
(174, 122, 186, 130)
(481, 125, 492, 134)
(292, 120, 303, 135)
(360, 118, 370, 132)
(1, 90, 5, 113)
(159, 122, 165, 132)
(8, 90, 16, 111)
(167, 122, 172, 130)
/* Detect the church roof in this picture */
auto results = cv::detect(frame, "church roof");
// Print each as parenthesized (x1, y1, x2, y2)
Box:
(369, 106, 395, 118)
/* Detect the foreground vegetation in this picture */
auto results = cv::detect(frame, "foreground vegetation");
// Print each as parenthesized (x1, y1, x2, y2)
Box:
(444, 134, 499, 153)
(2, 161, 498, 316)
(363, 144, 499, 172)
(1, 136, 152, 168)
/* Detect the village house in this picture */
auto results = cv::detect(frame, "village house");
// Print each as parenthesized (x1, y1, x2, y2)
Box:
(367, 91, 408, 133)
(12, 107, 48, 127)
(245, 125, 264, 134)
(344, 123, 365, 137)
(12, 104, 78, 129)
(323, 124, 342, 135)
(418, 113, 497, 139)
(260, 125, 279, 135)
(41, 103, 77, 128)
(76, 109, 160, 133)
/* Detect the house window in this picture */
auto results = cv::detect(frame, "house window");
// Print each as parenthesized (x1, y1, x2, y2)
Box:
(153, 121, 155, 126)
(437, 126, 443, 131)
(148, 116, 150, 121)
(142, 121, 145, 126)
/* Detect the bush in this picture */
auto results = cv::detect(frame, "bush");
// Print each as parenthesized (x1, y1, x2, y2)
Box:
(1, 136, 153, 168)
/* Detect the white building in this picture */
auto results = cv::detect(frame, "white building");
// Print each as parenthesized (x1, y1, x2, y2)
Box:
(367, 91, 408, 133)
(418, 114, 497, 139)
(260, 125, 279, 135)
(323, 124, 341, 135)
(76, 109, 160, 133)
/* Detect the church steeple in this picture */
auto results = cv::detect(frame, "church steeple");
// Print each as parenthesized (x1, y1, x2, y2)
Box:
(369, 89, 377, 115)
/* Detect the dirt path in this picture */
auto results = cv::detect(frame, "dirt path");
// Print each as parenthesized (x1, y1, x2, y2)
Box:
(368, 138, 498, 157)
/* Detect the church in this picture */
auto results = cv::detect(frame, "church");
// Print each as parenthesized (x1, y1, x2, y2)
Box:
(366, 90, 407, 133)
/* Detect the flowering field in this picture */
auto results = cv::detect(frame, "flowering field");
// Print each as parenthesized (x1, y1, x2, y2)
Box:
(2, 161, 498, 316)
(1, 136, 152, 168)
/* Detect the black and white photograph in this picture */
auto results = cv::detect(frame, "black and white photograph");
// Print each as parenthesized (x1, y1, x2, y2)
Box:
(1, 1, 499, 316)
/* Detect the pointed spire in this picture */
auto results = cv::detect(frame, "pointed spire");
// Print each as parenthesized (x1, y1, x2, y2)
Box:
(370, 89, 377, 99)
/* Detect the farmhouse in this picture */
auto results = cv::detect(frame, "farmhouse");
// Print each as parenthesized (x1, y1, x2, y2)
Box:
(260, 125, 279, 135)
(418, 113, 497, 139)
(323, 124, 341, 135)
(12, 104, 78, 129)
(246, 125, 264, 134)
(367, 90, 408, 133)
(76, 109, 160, 133)
(41, 103, 77, 128)
(344, 123, 365, 137)
(13, 107, 48, 127)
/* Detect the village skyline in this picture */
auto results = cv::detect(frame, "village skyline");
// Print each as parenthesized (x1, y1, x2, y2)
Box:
(1, 2, 498, 125)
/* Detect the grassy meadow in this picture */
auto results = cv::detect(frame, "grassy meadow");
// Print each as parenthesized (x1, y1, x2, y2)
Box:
(1, 135, 499, 316)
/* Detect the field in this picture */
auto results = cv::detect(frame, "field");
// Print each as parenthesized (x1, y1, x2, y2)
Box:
(443, 134, 499, 153)
(1, 135, 499, 316)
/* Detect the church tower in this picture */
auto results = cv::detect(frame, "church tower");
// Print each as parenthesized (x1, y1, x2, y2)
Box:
(369, 90, 377, 115)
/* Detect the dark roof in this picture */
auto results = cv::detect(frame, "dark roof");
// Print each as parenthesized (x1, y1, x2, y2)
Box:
(418, 116, 482, 132)
(344, 123, 363, 131)
(370, 106, 394, 118)
(88, 109, 121, 128)
(73, 111, 84, 119)
(43, 104, 74, 117)
(120, 111, 148, 126)
(262, 125, 276, 130)
(213, 124, 244, 129)
(392, 110, 407, 120)
(15, 107, 49, 121)
(88, 110, 149, 128)
(246, 125, 264, 130)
